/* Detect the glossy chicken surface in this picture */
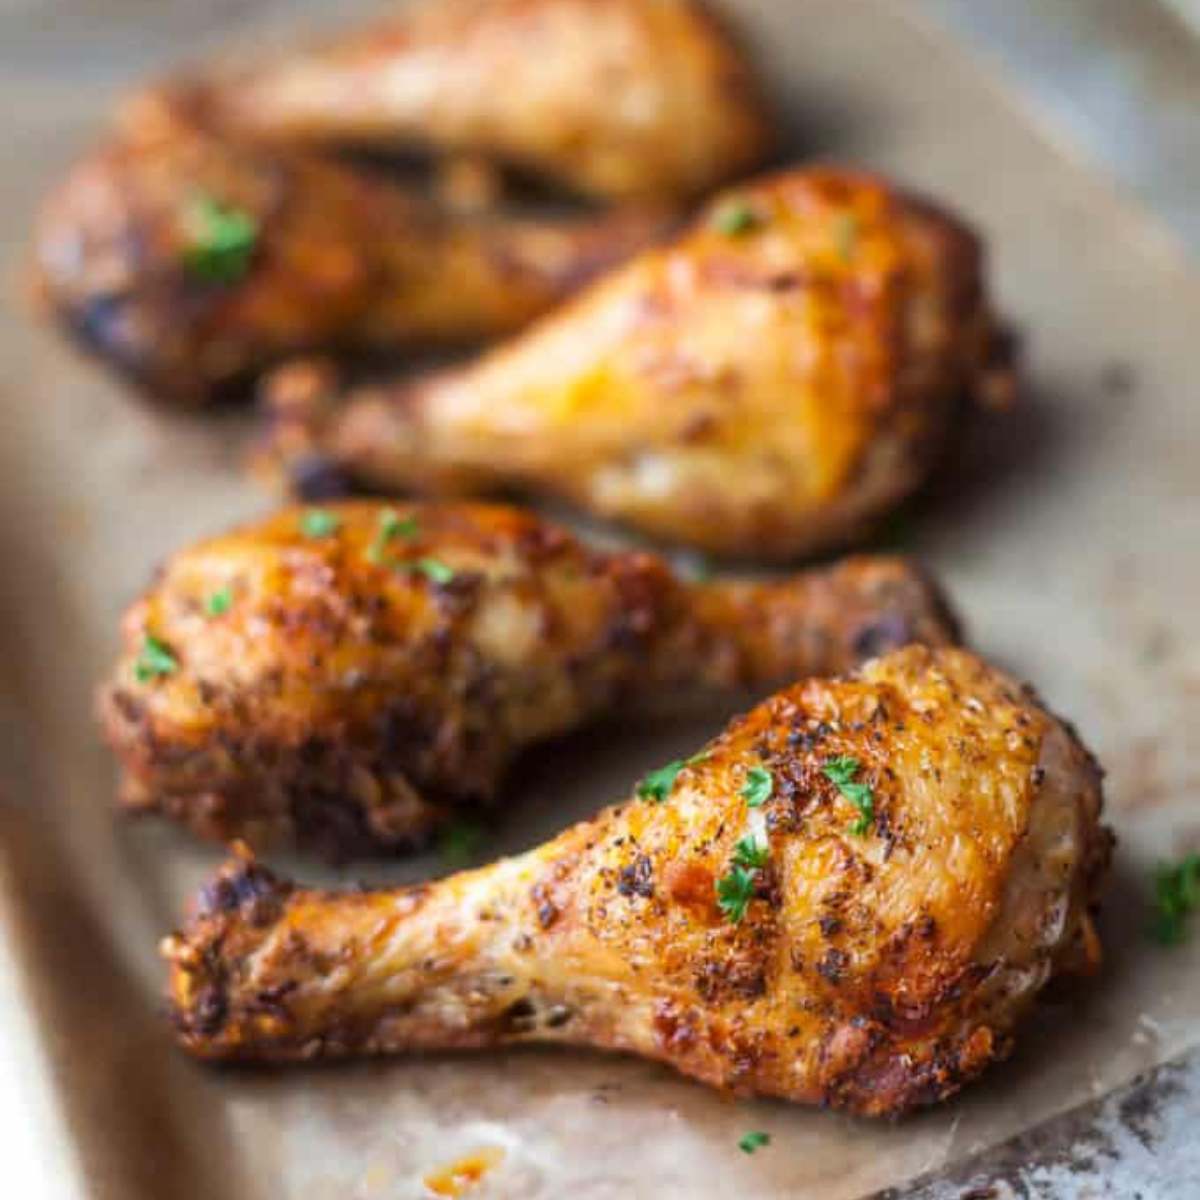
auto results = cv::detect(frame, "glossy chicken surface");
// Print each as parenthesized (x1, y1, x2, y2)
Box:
(100, 501, 958, 857)
(164, 646, 1110, 1115)
(263, 167, 1008, 558)
(202, 0, 772, 201)
(31, 87, 668, 403)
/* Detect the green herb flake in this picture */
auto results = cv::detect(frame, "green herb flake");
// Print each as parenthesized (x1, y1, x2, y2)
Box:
(183, 194, 258, 284)
(741, 766, 773, 808)
(822, 755, 860, 786)
(636, 753, 708, 804)
(823, 755, 875, 835)
(134, 635, 178, 682)
(712, 199, 760, 237)
(716, 863, 757, 924)
(410, 557, 455, 585)
(732, 835, 769, 872)
(738, 1131, 771, 1155)
(203, 587, 233, 617)
(1151, 854, 1200, 945)
(300, 509, 341, 539)
(637, 758, 687, 803)
(367, 508, 420, 563)
(833, 212, 860, 261)
(438, 822, 486, 870)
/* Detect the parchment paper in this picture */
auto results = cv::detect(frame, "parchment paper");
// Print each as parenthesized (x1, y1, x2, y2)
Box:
(2, 1, 1199, 1196)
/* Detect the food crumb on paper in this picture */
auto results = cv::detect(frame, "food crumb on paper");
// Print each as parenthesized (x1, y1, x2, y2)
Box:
(423, 1145, 506, 1197)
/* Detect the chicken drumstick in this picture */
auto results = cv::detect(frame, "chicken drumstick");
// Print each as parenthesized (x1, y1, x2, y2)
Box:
(262, 167, 1010, 558)
(32, 87, 667, 404)
(164, 645, 1109, 1115)
(100, 501, 957, 857)
(197, 0, 773, 202)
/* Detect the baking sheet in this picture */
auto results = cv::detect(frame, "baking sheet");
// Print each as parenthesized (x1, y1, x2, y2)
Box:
(3, 1, 1200, 1196)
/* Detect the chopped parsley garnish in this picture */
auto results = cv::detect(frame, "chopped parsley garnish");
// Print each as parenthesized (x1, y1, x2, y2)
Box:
(203, 587, 233, 617)
(732, 835, 769, 872)
(718, 808, 771, 923)
(390, 514, 420, 540)
(183, 194, 258, 283)
(1151, 854, 1200, 944)
(716, 863, 757, 924)
(363, 510, 452, 582)
(134, 635, 178, 682)
(438, 821, 485, 870)
(712, 199, 760, 237)
(637, 758, 688, 803)
(409, 557, 455, 584)
(823, 755, 875, 835)
(300, 509, 340, 538)
(636, 753, 707, 803)
(833, 212, 859, 261)
(366, 507, 420, 563)
(741, 766, 773, 808)
(738, 1131, 770, 1155)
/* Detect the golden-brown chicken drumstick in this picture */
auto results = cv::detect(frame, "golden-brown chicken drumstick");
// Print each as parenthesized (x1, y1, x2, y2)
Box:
(31, 87, 668, 404)
(100, 501, 958, 858)
(199, 0, 772, 202)
(262, 167, 1009, 558)
(164, 645, 1110, 1115)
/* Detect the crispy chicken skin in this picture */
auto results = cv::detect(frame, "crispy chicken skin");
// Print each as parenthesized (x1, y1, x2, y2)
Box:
(262, 167, 1007, 559)
(163, 646, 1111, 1115)
(30, 87, 668, 404)
(99, 501, 958, 857)
(200, 0, 772, 201)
